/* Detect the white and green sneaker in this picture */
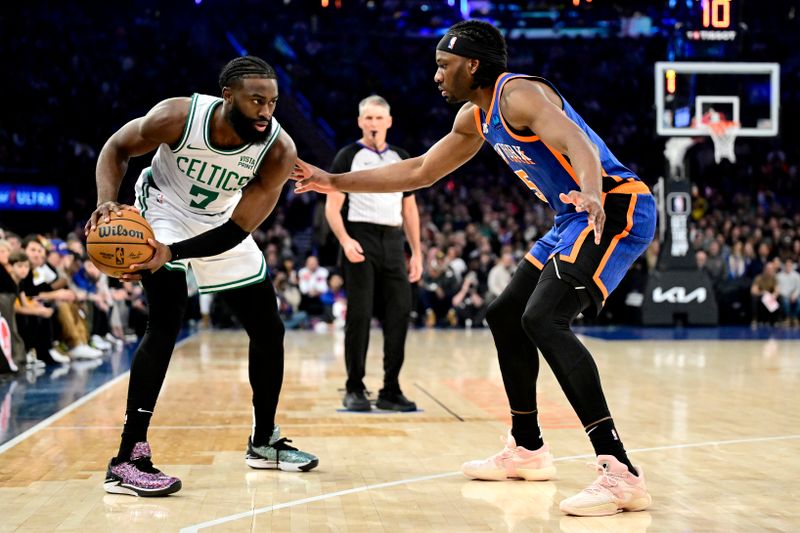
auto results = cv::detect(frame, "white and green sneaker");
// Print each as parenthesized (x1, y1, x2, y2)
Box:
(245, 425, 319, 472)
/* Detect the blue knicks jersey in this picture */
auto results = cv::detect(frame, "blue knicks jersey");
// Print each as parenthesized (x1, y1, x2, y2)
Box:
(475, 73, 646, 216)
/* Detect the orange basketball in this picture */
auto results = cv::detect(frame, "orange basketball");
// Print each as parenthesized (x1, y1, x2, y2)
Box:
(86, 211, 155, 278)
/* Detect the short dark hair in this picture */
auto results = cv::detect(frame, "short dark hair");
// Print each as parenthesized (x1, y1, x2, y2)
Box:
(21, 234, 44, 250)
(447, 20, 507, 88)
(8, 251, 30, 265)
(218, 56, 277, 90)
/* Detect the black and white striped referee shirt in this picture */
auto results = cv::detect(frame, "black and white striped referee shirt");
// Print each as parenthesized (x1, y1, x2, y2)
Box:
(330, 142, 414, 227)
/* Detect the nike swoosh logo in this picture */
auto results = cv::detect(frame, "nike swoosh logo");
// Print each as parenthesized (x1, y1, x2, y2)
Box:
(137, 408, 154, 414)
(186, 144, 203, 150)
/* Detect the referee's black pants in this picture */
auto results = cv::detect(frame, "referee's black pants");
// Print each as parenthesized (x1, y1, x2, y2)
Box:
(343, 222, 411, 396)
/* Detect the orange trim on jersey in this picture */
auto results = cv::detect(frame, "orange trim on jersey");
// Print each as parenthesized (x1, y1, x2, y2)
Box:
(484, 72, 510, 127)
(491, 74, 541, 143)
(558, 225, 594, 264)
(525, 252, 544, 270)
(473, 106, 486, 140)
(541, 141, 581, 187)
(499, 114, 540, 143)
(608, 181, 650, 195)
(592, 194, 638, 298)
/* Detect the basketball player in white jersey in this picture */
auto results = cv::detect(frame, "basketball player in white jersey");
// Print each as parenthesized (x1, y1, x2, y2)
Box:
(86, 56, 318, 497)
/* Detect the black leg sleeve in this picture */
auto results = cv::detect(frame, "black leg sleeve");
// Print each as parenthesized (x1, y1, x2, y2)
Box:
(521, 262, 610, 427)
(220, 278, 285, 445)
(485, 260, 542, 413)
(119, 267, 188, 457)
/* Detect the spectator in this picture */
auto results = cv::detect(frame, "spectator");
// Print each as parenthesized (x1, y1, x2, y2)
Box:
(20, 236, 102, 361)
(705, 241, 727, 284)
(776, 258, 800, 326)
(445, 245, 468, 283)
(751, 261, 781, 326)
(7, 251, 61, 367)
(420, 251, 459, 327)
(320, 273, 346, 328)
(71, 257, 116, 349)
(726, 241, 747, 280)
(298, 255, 329, 317)
(0, 242, 25, 371)
(452, 271, 487, 328)
(487, 251, 516, 302)
(274, 271, 305, 329)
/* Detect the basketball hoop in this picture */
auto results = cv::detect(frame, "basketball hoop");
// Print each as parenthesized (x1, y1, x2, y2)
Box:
(702, 120, 739, 164)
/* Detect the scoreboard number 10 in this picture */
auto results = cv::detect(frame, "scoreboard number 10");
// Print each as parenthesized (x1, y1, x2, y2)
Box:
(702, 0, 732, 29)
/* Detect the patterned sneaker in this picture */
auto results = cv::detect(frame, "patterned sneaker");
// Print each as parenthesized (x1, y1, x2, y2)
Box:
(559, 455, 652, 516)
(462, 430, 556, 481)
(246, 425, 319, 472)
(103, 442, 182, 497)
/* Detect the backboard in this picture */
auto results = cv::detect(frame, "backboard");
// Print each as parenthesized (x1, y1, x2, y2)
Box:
(655, 61, 780, 137)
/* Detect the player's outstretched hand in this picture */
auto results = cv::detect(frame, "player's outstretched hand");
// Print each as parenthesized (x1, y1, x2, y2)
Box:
(559, 190, 605, 244)
(291, 158, 337, 194)
(85, 202, 140, 236)
(123, 238, 172, 281)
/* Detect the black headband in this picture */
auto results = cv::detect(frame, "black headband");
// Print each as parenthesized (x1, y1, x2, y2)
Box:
(436, 32, 506, 66)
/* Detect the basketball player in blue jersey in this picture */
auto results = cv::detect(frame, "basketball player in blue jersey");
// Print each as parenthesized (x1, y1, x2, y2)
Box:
(293, 21, 654, 516)
(85, 56, 317, 497)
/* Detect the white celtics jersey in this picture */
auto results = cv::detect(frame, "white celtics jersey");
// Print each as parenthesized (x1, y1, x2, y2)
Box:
(147, 93, 281, 215)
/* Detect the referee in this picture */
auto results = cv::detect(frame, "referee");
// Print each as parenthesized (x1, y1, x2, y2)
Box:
(325, 95, 422, 412)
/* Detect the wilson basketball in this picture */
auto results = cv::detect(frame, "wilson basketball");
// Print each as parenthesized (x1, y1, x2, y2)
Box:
(86, 211, 155, 278)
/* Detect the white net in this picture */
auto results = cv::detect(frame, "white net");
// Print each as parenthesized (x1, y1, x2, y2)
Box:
(702, 120, 739, 164)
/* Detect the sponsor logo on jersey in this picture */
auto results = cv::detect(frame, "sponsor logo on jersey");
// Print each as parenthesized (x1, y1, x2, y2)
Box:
(186, 144, 204, 150)
(238, 155, 256, 171)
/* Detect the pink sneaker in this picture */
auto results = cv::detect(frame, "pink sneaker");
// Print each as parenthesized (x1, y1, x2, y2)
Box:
(559, 455, 652, 516)
(462, 430, 556, 481)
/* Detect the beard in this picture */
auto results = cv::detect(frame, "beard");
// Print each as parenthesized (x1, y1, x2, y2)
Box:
(444, 93, 467, 104)
(228, 104, 272, 145)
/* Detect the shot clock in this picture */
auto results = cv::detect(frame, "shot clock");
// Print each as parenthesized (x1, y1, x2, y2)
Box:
(686, 0, 739, 42)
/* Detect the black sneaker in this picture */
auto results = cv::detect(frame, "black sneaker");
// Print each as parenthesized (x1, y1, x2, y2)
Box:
(343, 390, 371, 411)
(376, 392, 417, 412)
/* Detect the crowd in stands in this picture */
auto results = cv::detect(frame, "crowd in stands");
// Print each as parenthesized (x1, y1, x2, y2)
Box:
(685, 146, 800, 325)
(2, 2, 799, 374)
(0, 229, 145, 374)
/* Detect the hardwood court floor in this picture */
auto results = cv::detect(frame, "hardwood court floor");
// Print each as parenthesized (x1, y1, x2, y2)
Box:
(1, 328, 799, 532)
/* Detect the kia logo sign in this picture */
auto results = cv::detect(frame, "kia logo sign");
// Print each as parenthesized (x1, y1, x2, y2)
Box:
(652, 286, 707, 304)
(666, 192, 690, 216)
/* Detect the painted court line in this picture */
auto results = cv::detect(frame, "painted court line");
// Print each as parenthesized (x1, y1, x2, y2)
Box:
(0, 335, 196, 455)
(180, 433, 800, 532)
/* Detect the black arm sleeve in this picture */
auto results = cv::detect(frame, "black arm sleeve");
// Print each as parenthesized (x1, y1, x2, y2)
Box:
(168, 219, 250, 261)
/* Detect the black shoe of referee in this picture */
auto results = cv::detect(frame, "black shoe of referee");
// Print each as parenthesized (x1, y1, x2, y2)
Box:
(343, 390, 371, 411)
(376, 391, 417, 412)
